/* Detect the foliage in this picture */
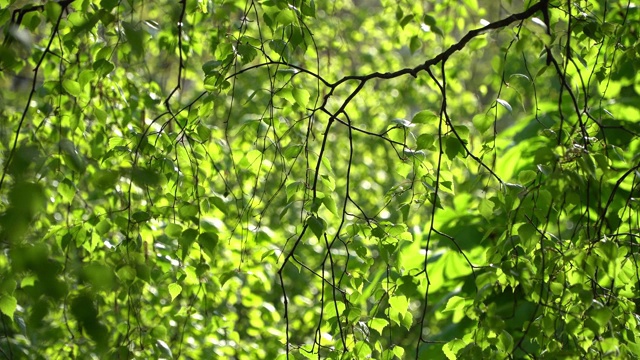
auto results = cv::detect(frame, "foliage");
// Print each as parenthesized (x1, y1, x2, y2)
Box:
(1, 0, 640, 358)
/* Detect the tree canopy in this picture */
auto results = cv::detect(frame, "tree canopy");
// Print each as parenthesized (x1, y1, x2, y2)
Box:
(1, 0, 640, 358)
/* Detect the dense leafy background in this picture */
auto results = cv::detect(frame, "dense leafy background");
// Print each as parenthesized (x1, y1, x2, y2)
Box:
(1, 0, 639, 358)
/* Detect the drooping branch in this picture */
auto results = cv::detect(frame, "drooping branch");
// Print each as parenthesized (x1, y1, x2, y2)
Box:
(333, 0, 549, 85)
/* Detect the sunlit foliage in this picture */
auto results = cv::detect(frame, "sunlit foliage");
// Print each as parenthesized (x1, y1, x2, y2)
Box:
(1, 0, 639, 358)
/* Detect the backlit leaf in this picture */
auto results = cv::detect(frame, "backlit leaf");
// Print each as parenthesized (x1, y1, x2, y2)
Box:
(168, 283, 182, 301)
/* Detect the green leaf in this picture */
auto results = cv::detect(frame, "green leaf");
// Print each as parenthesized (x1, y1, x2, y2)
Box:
(292, 88, 310, 108)
(410, 36, 422, 53)
(416, 133, 435, 150)
(395, 7, 404, 21)
(116, 265, 136, 282)
(180, 229, 199, 261)
(78, 70, 95, 88)
(588, 306, 612, 328)
(277, 88, 295, 104)
(21, 275, 37, 288)
(93, 170, 118, 190)
(321, 194, 338, 216)
(70, 293, 108, 350)
(260, 249, 276, 262)
(210, 196, 228, 215)
(283, 144, 303, 159)
(82, 263, 115, 291)
(370, 318, 388, 335)
(156, 339, 173, 359)
(197, 124, 211, 141)
(95, 219, 111, 235)
(399, 14, 413, 29)
(393, 346, 405, 359)
(122, 22, 146, 57)
(204, 74, 219, 91)
(353, 341, 371, 357)
(412, 110, 438, 124)
(479, 199, 494, 220)
(59, 139, 86, 173)
(238, 43, 257, 64)
(57, 178, 76, 202)
(179, 204, 199, 219)
(423, 14, 437, 27)
(198, 231, 219, 256)
(496, 98, 512, 112)
(389, 295, 408, 312)
(323, 300, 345, 319)
(168, 283, 182, 301)
(100, 0, 118, 9)
(197, 0, 208, 13)
(202, 60, 222, 75)
(472, 113, 492, 134)
(549, 281, 563, 295)
(517, 223, 537, 250)
(131, 166, 162, 187)
(45, 1, 62, 23)
(275, 9, 296, 25)
(132, 211, 151, 223)
(444, 136, 462, 160)
(218, 270, 236, 288)
(93, 59, 115, 77)
(499, 330, 514, 352)
(301, 0, 315, 17)
(94, 107, 108, 122)
(443, 339, 466, 360)
(268, 39, 291, 60)
(518, 170, 537, 184)
(443, 296, 467, 312)
(307, 215, 325, 239)
(0, 295, 17, 320)
(165, 223, 183, 238)
(422, 14, 444, 36)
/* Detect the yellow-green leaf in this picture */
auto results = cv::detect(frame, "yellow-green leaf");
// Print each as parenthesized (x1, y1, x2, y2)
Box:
(0, 295, 17, 320)
(168, 283, 182, 301)
(63, 79, 82, 97)
(293, 88, 310, 108)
